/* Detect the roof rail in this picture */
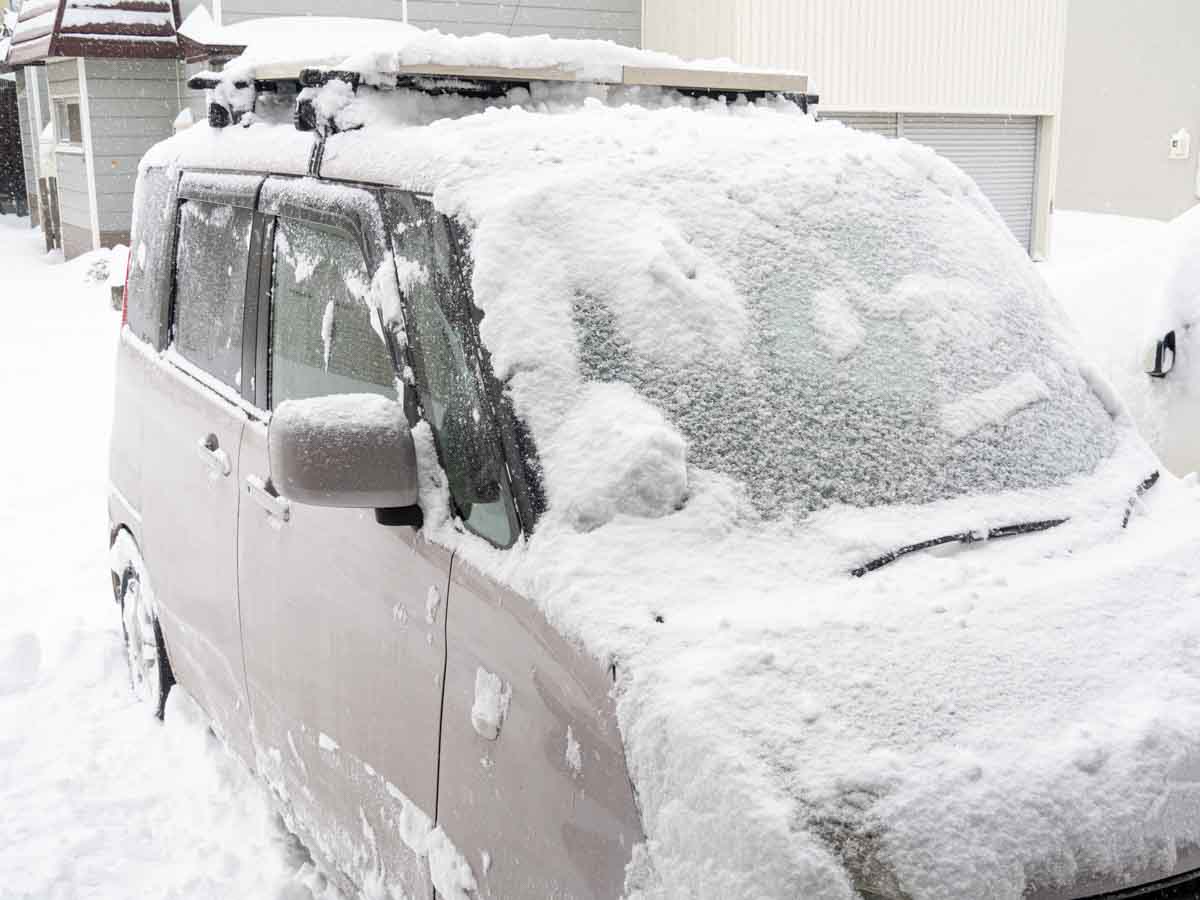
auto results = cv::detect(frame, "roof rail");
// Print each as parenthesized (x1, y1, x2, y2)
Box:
(188, 61, 818, 130)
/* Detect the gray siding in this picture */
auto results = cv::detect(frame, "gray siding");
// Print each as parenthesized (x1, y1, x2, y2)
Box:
(55, 152, 91, 234)
(221, 0, 641, 46)
(46, 59, 81, 97)
(47, 60, 89, 238)
(84, 57, 184, 234)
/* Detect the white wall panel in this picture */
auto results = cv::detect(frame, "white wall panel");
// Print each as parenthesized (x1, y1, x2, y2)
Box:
(643, 0, 1068, 115)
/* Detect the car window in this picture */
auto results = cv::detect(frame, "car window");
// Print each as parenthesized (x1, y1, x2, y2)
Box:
(173, 200, 252, 390)
(387, 194, 519, 548)
(126, 167, 176, 347)
(269, 217, 396, 408)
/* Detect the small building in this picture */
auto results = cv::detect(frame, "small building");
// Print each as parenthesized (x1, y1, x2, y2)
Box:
(1056, 0, 1200, 221)
(5, 0, 197, 257)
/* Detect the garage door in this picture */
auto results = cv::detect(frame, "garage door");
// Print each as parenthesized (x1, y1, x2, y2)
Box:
(821, 112, 1039, 253)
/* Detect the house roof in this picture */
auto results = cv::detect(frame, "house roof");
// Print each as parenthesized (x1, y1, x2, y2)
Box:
(4, 0, 191, 66)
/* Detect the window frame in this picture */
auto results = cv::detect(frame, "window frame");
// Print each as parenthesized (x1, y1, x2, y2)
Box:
(164, 171, 265, 410)
(261, 215, 398, 411)
(159, 169, 534, 546)
(382, 190, 538, 546)
(52, 96, 83, 149)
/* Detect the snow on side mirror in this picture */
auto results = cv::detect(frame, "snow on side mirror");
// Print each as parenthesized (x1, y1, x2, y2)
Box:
(1147, 330, 1177, 379)
(268, 394, 421, 525)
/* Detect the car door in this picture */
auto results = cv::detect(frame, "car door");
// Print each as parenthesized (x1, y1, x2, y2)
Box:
(236, 177, 448, 897)
(385, 192, 644, 899)
(139, 172, 262, 761)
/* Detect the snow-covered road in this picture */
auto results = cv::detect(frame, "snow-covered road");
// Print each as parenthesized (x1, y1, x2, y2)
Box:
(0, 216, 339, 900)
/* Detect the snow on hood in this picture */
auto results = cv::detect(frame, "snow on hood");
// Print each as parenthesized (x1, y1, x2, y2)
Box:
(142, 86, 1200, 897)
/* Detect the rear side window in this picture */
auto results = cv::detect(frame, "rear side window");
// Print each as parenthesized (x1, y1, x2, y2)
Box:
(268, 217, 395, 407)
(172, 200, 252, 390)
(125, 167, 176, 346)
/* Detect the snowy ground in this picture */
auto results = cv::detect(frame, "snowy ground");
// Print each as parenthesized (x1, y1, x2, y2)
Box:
(0, 203, 1191, 898)
(0, 215, 340, 900)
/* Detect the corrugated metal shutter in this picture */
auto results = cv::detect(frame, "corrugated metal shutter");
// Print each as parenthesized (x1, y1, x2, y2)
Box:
(901, 114, 1039, 252)
(820, 111, 899, 139)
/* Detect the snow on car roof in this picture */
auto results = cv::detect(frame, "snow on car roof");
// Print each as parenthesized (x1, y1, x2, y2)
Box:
(178, 12, 797, 85)
(140, 36, 1200, 897)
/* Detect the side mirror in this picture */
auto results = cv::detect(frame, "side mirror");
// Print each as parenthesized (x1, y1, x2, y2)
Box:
(1147, 330, 1177, 379)
(268, 394, 422, 526)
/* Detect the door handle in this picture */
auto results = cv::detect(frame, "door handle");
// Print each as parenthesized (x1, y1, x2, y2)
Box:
(246, 474, 291, 523)
(196, 434, 232, 477)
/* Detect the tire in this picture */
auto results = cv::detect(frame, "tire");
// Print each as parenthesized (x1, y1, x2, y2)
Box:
(118, 565, 175, 720)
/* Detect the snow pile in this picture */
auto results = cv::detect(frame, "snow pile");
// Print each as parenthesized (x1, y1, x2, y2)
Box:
(540, 382, 688, 532)
(138, 70, 1200, 898)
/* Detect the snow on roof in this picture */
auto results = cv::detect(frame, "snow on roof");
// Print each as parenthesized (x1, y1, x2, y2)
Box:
(140, 62, 1200, 899)
(6, 0, 180, 65)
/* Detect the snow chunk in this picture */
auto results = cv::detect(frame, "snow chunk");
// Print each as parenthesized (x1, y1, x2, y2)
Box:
(810, 287, 865, 361)
(470, 668, 511, 741)
(425, 585, 441, 626)
(318, 732, 339, 753)
(541, 382, 687, 532)
(941, 372, 1052, 440)
(173, 108, 195, 132)
(564, 726, 583, 776)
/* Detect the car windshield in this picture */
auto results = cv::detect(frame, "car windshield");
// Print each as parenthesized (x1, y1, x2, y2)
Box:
(569, 181, 1118, 520)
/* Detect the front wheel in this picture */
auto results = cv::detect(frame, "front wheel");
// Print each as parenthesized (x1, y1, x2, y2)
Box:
(118, 565, 174, 720)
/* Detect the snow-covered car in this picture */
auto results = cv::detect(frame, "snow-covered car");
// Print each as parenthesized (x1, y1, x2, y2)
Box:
(107, 26, 1200, 900)
(1142, 205, 1200, 476)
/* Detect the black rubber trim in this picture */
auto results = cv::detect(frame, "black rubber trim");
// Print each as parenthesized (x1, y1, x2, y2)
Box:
(1074, 867, 1200, 899)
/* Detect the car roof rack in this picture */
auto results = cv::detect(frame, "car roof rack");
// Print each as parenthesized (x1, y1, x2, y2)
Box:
(188, 61, 818, 130)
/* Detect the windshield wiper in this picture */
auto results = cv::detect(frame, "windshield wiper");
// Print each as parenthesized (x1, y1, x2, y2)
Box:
(1122, 471, 1160, 527)
(851, 471, 1161, 578)
(850, 519, 1068, 577)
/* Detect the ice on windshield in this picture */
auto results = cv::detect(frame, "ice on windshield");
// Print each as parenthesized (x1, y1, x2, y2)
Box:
(555, 149, 1117, 520)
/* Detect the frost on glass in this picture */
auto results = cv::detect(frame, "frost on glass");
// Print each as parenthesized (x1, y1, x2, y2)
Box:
(567, 186, 1117, 519)
(126, 167, 177, 346)
(269, 218, 395, 407)
(173, 200, 252, 388)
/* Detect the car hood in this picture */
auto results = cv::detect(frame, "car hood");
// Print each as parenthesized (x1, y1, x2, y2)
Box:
(445, 429, 1200, 900)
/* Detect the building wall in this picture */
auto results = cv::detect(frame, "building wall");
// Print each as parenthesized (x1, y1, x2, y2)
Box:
(215, 0, 640, 44)
(83, 57, 185, 242)
(44, 57, 183, 257)
(643, 0, 1067, 115)
(45, 58, 92, 257)
(1056, 0, 1200, 221)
